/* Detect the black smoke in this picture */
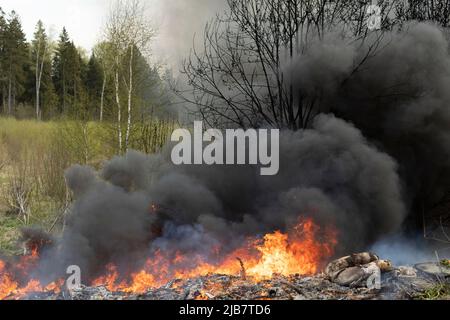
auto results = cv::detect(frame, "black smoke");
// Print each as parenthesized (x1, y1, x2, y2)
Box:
(288, 23, 450, 228)
(37, 114, 405, 280)
(33, 23, 450, 281)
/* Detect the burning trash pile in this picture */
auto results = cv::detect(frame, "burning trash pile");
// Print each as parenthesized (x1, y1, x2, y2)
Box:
(0, 108, 448, 300)
(1, 218, 339, 300)
(0, 203, 448, 301)
(1, 246, 448, 300)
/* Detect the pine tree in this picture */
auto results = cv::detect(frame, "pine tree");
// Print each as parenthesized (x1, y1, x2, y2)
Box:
(40, 59, 58, 119)
(85, 53, 103, 119)
(3, 11, 29, 115)
(52, 27, 71, 114)
(73, 44, 89, 118)
(53, 28, 89, 117)
(0, 8, 7, 114)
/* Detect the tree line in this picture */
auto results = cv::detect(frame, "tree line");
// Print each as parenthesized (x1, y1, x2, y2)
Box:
(0, 1, 177, 229)
(1, 5, 169, 127)
(0, 9, 94, 119)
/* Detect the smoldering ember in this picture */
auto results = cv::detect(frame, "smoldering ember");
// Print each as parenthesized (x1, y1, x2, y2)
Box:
(0, 0, 450, 302)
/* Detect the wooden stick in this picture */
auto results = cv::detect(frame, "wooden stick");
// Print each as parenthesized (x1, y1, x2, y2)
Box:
(236, 257, 246, 280)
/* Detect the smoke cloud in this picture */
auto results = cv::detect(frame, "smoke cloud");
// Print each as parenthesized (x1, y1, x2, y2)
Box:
(288, 23, 450, 218)
(30, 23, 450, 281)
(369, 235, 434, 266)
(37, 114, 405, 280)
(150, 0, 226, 68)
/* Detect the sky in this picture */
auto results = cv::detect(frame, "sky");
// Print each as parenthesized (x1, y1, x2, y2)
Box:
(0, 0, 109, 50)
(0, 0, 224, 68)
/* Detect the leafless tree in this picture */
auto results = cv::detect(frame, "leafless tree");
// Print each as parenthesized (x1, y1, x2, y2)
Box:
(5, 159, 33, 225)
(177, 0, 394, 130)
(395, 0, 450, 28)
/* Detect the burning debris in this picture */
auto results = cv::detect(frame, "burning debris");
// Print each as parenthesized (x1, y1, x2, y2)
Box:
(1, 23, 450, 302)
(0, 0, 449, 305)
(0, 114, 445, 300)
(0, 112, 447, 300)
(1, 251, 447, 300)
(0, 113, 410, 300)
(1, 217, 446, 301)
(325, 252, 391, 288)
(19, 228, 54, 256)
(0, 218, 339, 299)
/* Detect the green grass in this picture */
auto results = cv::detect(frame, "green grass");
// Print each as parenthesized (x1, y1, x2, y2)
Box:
(0, 214, 23, 255)
(418, 283, 450, 300)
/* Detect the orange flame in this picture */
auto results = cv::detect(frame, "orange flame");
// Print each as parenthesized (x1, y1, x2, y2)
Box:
(91, 217, 337, 293)
(1, 217, 337, 299)
(0, 248, 65, 300)
(0, 260, 18, 300)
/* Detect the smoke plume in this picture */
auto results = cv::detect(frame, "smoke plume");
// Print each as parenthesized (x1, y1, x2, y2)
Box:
(150, 0, 225, 68)
(288, 23, 450, 220)
(31, 23, 450, 281)
(37, 114, 406, 280)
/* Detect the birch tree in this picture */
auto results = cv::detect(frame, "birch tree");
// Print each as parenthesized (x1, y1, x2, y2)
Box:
(32, 21, 50, 120)
(93, 42, 114, 122)
(3, 11, 28, 115)
(105, 0, 154, 153)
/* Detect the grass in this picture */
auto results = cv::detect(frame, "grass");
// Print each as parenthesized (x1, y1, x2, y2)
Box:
(419, 283, 450, 300)
(0, 214, 23, 256)
(0, 118, 109, 252)
(0, 118, 62, 252)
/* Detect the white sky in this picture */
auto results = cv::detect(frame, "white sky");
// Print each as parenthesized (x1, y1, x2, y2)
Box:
(0, 0, 110, 50)
(0, 0, 223, 68)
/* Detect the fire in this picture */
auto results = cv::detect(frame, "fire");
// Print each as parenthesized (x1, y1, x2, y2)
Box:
(195, 290, 211, 300)
(0, 261, 18, 300)
(0, 217, 337, 299)
(91, 217, 337, 293)
(0, 248, 65, 300)
(246, 219, 336, 278)
(124, 270, 156, 293)
(92, 264, 120, 291)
